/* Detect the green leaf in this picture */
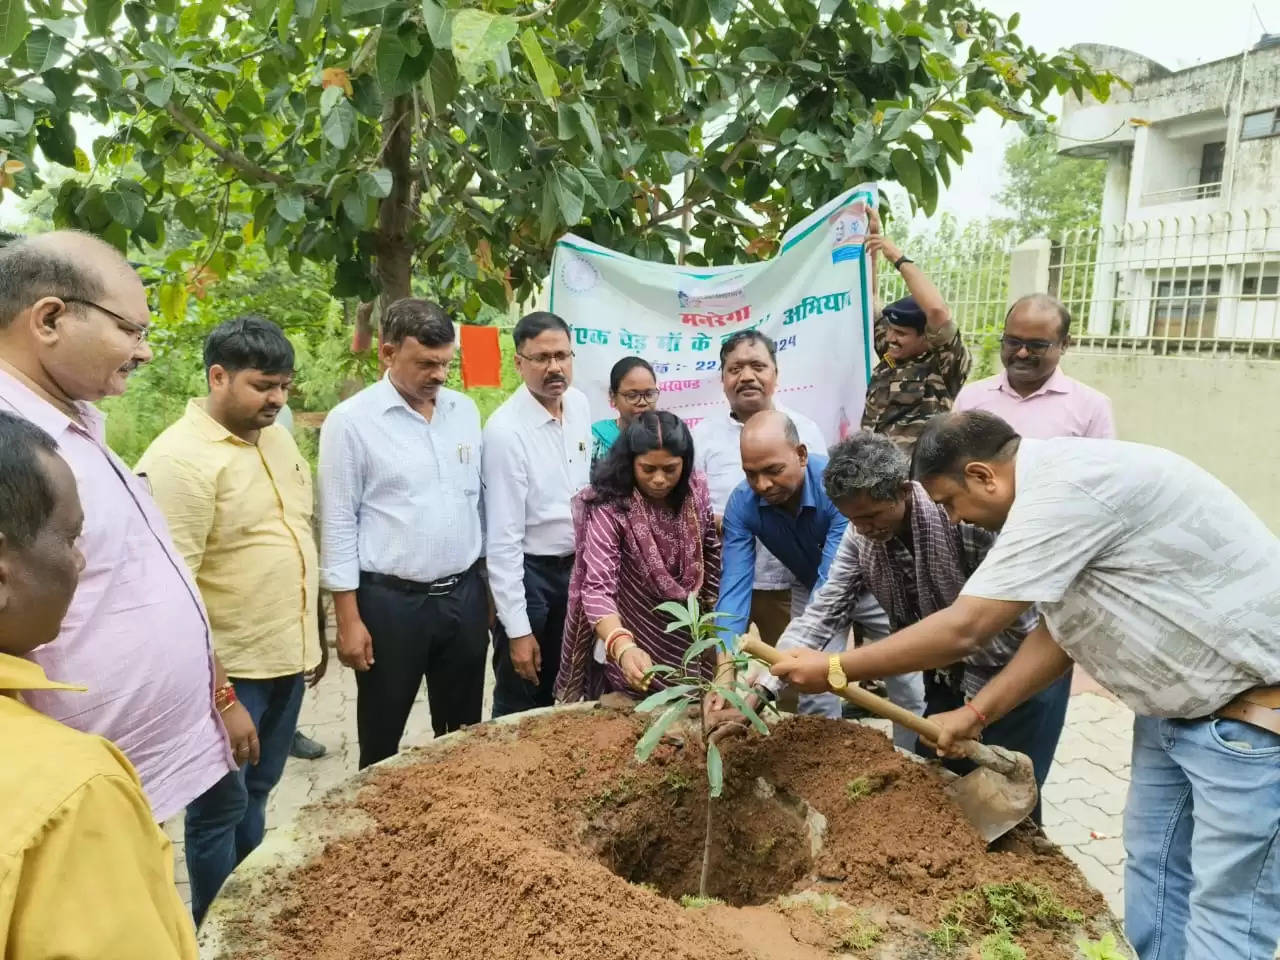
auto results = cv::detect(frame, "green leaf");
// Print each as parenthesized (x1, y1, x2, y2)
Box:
(301, 0, 327, 53)
(320, 84, 345, 115)
(450, 9, 518, 81)
(654, 600, 694, 627)
(644, 127, 690, 154)
(706, 742, 723, 798)
(359, 167, 393, 199)
(553, 0, 592, 28)
(634, 683, 696, 713)
(0, 0, 29, 58)
(342, 188, 372, 227)
(681, 634, 723, 668)
(795, 131, 831, 158)
(278, 0, 294, 44)
(551, 162, 585, 225)
(343, 0, 393, 12)
(421, 51, 458, 115)
(485, 112, 525, 173)
(739, 45, 778, 63)
(708, 0, 736, 24)
(144, 75, 174, 107)
(173, 198, 199, 230)
(518, 27, 560, 101)
(617, 30, 655, 84)
(889, 147, 922, 198)
(634, 703, 685, 762)
(322, 98, 356, 149)
(275, 192, 306, 223)
(421, 0, 449, 46)
(25, 28, 66, 72)
(571, 102, 602, 155)
(755, 76, 788, 115)
(104, 187, 144, 228)
(84, 0, 121, 35)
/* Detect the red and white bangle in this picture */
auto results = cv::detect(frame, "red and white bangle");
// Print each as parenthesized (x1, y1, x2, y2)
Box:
(604, 628, 635, 661)
(215, 682, 238, 714)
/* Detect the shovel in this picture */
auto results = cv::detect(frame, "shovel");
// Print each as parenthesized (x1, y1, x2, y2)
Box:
(739, 634, 1037, 843)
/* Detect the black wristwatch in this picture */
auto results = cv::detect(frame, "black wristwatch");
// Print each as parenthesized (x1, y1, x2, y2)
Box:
(893, 254, 914, 271)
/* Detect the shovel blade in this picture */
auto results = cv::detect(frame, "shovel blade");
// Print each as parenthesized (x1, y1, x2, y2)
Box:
(944, 765, 1039, 844)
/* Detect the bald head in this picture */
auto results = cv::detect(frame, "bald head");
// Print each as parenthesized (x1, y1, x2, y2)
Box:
(740, 409, 809, 508)
(0, 231, 135, 329)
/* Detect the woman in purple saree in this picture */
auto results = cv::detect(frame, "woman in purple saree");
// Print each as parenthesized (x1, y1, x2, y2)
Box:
(554, 411, 723, 702)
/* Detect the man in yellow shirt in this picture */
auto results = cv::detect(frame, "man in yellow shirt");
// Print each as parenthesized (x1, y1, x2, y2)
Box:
(0, 410, 197, 958)
(137, 316, 320, 923)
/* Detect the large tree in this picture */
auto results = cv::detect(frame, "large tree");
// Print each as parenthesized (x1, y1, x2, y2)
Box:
(0, 0, 1112, 321)
(995, 130, 1105, 239)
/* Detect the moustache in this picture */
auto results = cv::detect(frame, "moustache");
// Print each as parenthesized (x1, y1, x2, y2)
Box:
(544, 376, 567, 385)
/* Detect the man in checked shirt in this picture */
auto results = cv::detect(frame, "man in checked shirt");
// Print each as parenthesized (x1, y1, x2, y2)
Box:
(742, 430, 1065, 825)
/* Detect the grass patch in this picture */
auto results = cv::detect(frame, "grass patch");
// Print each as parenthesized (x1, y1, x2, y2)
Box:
(838, 912, 883, 951)
(664, 769, 692, 795)
(927, 919, 968, 953)
(582, 775, 639, 818)
(844, 775, 887, 801)
(979, 931, 1027, 960)
(679, 894, 723, 909)
(778, 891, 843, 915)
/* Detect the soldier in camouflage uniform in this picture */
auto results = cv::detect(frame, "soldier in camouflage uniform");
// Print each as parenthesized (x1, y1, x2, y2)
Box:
(860, 209, 970, 451)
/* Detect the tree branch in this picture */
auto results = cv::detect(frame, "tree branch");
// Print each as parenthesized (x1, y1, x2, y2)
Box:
(162, 101, 292, 188)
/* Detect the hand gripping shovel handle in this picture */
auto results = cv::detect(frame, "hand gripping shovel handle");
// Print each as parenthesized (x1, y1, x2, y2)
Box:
(739, 636, 1017, 775)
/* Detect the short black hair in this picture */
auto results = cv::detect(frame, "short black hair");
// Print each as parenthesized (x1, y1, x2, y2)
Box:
(609, 356, 656, 394)
(590, 411, 696, 509)
(0, 235, 105, 329)
(911, 411, 1021, 482)
(0, 412, 60, 549)
(513, 310, 571, 349)
(719, 329, 776, 368)
(381, 298, 455, 348)
(204, 315, 295, 375)
(824, 431, 910, 502)
(1005, 293, 1072, 340)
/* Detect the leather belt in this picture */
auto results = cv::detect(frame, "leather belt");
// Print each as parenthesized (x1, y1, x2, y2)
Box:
(362, 564, 475, 597)
(1214, 685, 1280, 737)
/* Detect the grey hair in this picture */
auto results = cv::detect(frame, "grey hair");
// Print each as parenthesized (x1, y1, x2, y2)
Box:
(780, 413, 799, 446)
(0, 234, 105, 329)
(823, 431, 910, 502)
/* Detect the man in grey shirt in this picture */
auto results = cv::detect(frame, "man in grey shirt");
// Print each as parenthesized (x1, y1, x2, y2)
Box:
(772, 411, 1280, 960)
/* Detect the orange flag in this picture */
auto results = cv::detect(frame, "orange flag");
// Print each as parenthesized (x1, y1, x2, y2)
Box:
(460, 324, 502, 389)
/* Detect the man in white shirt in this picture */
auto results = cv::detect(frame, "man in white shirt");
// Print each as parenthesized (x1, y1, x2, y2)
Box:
(483, 312, 591, 717)
(318, 299, 486, 769)
(772, 410, 1280, 960)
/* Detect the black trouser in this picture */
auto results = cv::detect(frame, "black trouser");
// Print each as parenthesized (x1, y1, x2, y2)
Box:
(916, 667, 1074, 826)
(491, 553, 574, 719)
(354, 565, 489, 769)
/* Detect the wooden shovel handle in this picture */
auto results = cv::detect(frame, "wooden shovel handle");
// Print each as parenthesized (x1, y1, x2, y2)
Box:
(740, 636, 1003, 768)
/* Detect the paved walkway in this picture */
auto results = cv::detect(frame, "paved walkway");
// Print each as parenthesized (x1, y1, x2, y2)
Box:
(172, 663, 1139, 924)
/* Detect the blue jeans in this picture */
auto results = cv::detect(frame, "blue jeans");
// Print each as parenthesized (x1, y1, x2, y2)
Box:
(918, 669, 1073, 825)
(185, 673, 305, 925)
(1124, 712, 1280, 960)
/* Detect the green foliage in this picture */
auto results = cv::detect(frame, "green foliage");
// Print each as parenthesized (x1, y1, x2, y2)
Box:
(0, 0, 1112, 315)
(927, 919, 968, 952)
(838, 912, 883, 951)
(1076, 933, 1129, 960)
(678, 894, 723, 909)
(995, 131, 1105, 241)
(979, 931, 1027, 960)
(844, 774, 886, 801)
(930, 882, 1084, 957)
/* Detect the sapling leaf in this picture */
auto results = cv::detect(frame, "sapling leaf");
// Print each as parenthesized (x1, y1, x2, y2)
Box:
(634, 683, 696, 713)
(654, 600, 693, 624)
(714, 686, 769, 735)
(644, 664, 678, 677)
(682, 634, 724, 667)
(685, 592, 699, 625)
(635, 703, 685, 761)
(706, 742, 723, 797)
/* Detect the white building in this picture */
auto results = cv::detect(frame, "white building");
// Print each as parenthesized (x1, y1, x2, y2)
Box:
(1058, 39, 1280, 343)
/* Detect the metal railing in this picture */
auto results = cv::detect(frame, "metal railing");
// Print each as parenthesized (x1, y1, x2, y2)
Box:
(1140, 182, 1223, 206)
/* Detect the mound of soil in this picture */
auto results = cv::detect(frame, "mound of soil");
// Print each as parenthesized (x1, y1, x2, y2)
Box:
(230, 709, 1123, 960)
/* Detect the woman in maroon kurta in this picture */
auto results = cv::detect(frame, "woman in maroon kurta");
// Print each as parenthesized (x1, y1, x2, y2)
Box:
(554, 411, 722, 702)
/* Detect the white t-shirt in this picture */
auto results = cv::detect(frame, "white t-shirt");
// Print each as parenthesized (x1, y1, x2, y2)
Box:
(691, 403, 826, 590)
(961, 438, 1280, 717)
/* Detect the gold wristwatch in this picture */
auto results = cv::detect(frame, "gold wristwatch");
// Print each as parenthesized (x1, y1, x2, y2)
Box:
(827, 654, 848, 691)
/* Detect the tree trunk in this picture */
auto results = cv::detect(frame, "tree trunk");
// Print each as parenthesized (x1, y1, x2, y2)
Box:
(374, 94, 415, 306)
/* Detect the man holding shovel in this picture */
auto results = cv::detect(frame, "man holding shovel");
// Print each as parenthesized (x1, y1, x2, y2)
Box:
(770, 410, 1280, 960)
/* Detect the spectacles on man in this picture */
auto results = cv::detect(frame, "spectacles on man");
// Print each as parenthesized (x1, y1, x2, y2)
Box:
(618, 389, 660, 404)
(1000, 335, 1058, 356)
(518, 350, 574, 367)
(61, 297, 150, 342)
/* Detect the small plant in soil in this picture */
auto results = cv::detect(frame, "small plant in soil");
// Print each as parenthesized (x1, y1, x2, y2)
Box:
(927, 919, 969, 953)
(844, 774, 887, 801)
(931, 881, 1084, 956)
(678, 895, 723, 909)
(979, 931, 1027, 960)
(838, 912, 883, 951)
(633, 594, 772, 899)
(1076, 933, 1128, 960)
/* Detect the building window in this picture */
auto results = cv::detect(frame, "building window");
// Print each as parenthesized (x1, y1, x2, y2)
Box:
(1199, 141, 1225, 183)
(1242, 274, 1279, 297)
(1241, 107, 1280, 140)
(1150, 275, 1221, 340)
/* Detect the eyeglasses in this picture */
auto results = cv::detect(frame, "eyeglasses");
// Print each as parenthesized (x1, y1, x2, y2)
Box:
(1000, 335, 1058, 356)
(518, 350, 575, 367)
(61, 297, 150, 342)
(618, 389, 660, 404)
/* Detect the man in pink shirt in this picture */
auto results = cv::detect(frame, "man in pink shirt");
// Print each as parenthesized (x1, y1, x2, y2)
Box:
(0, 231, 242, 827)
(955, 294, 1116, 440)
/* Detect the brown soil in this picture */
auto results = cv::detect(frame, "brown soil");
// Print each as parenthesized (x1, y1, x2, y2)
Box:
(244, 709, 1119, 960)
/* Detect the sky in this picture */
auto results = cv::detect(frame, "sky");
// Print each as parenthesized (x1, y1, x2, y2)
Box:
(926, 0, 1280, 224)
(3, 0, 1276, 229)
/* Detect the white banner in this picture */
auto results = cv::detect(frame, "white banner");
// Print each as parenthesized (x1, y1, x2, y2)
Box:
(548, 185, 877, 444)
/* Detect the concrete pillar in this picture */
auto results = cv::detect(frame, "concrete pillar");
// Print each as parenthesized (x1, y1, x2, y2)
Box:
(1008, 238, 1052, 307)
